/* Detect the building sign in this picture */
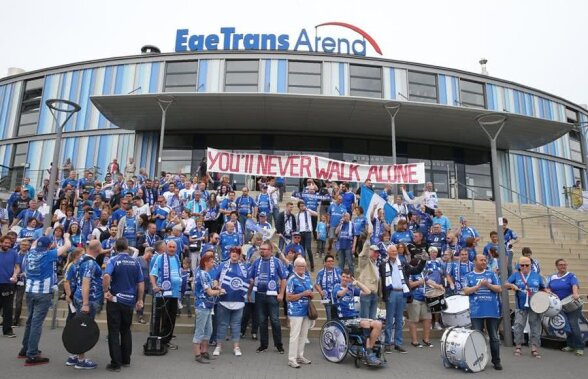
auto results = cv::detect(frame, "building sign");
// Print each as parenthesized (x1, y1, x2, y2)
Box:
(175, 22, 382, 57)
(207, 148, 425, 184)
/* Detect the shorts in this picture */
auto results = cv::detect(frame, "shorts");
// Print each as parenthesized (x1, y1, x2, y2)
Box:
(407, 300, 432, 322)
(328, 227, 337, 239)
(341, 318, 362, 329)
(192, 307, 213, 343)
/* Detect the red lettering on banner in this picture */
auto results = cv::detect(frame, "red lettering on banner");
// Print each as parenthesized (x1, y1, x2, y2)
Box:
(267, 156, 278, 176)
(244, 155, 250, 174)
(248, 154, 254, 173)
(278, 156, 290, 176)
(327, 162, 340, 180)
(256, 155, 268, 175)
(315, 157, 329, 179)
(349, 164, 360, 181)
(229, 154, 241, 172)
(218, 152, 230, 172)
(300, 156, 311, 177)
(394, 165, 409, 184)
(366, 166, 379, 181)
(386, 165, 394, 183)
(408, 164, 417, 183)
(207, 150, 220, 171)
(289, 156, 300, 177)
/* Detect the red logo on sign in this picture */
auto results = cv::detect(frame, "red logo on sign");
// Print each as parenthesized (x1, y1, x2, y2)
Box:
(315, 22, 383, 55)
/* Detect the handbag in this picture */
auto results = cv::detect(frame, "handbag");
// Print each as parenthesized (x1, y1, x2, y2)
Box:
(307, 299, 318, 320)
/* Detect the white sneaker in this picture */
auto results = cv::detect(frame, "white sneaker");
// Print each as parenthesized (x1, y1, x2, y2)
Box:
(433, 322, 442, 330)
(177, 300, 183, 310)
(234, 347, 242, 356)
(213, 346, 221, 356)
(297, 356, 311, 364)
(288, 359, 300, 368)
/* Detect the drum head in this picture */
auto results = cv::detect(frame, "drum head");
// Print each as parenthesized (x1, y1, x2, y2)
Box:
(463, 330, 489, 372)
(320, 320, 349, 363)
(444, 295, 469, 314)
(425, 288, 445, 298)
(530, 292, 549, 313)
(62, 314, 100, 354)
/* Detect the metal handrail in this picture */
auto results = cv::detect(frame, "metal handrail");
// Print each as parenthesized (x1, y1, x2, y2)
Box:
(51, 278, 65, 330)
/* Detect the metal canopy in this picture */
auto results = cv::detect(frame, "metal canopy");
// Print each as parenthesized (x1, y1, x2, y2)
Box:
(90, 93, 573, 150)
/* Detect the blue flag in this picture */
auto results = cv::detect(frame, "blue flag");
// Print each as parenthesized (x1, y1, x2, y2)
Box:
(359, 185, 397, 224)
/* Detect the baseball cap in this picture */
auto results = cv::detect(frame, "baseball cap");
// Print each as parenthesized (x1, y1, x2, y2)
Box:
(369, 245, 380, 251)
(36, 236, 53, 250)
(259, 212, 267, 217)
(292, 231, 301, 236)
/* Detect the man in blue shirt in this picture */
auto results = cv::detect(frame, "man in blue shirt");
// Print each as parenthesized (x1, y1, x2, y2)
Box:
(457, 216, 480, 248)
(20, 235, 71, 365)
(426, 224, 447, 253)
(502, 218, 519, 277)
(0, 235, 20, 337)
(236, 187, 257, 242)
(219, 222, 241, 261)
(327, 195, 347, 252)
(150, 240, 182, 350)
(464, 254, 503, 370)
(339, 183, 356, 215)
(482, 231, 499, 258)
(103, 238, 144, 372)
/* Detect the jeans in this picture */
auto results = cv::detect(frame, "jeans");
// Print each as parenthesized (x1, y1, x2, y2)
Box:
(193, 307, 213, 343)
(241, 302, 259, 336)
(271, 207, 280, 228)
(471, 318, 501, 364)
(288, 316, 311, 361)
(337, 248, 353, 274)
(384, 291, 406, 346)
(323, 303, 333, 321)
(21, 292, 53, 357)
(360, 293, 378, 319)
(13, 284, 26, 325)
(238, 214, 250, 242)
(255, 293, 282, 349)
(513, 308, 541, 347)
(565, 307, 584, 349)
(217, 304, 244, 342)
(300, 231, 314, 270)
(106, 301, 134, 368)
(506, 252, 513, 277)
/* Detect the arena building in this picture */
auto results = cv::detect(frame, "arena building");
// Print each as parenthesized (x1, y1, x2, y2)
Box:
(0, 24, 586, 205)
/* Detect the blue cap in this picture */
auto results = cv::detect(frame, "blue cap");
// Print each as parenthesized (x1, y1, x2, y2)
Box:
(36, 236, 53, 250)
(200, 244, 215, 257)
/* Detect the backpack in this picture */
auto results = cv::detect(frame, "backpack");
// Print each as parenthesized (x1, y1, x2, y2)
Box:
(98, 226, 110, 242)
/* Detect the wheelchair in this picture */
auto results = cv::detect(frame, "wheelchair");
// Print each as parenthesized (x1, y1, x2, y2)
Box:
(319, 316, 386, 368)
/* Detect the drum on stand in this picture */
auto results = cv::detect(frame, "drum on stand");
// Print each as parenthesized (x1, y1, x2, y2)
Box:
(441, 295, 470, 327)
(561, 295, 584, 313)
(530, 292, 562, 317)
(440, 327, 489, 373)
(425, 288, 447, 313)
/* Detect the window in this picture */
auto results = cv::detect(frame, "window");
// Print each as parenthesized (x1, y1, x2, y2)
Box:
(17, 78, 43, 136)
(225, 60, 259, 92)
(408, 71, 437, 103)
(349, 64, 382, 98)
(460, 79, 485, 108)
(288, 61, 321, 94)
(569, 131, 583, 162)
(12, 143, 28, 167)
(164, 61, 198, 92)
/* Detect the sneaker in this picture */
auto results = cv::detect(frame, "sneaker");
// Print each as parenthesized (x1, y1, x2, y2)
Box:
(213, 346, 222, 356)
(166, 343, 179, 350)
(576, 350, 584, 356)
(201, 352, 214, 360)
(75, 359, 98, 370)
(433, 322, 443, 330)
(394, 346, 408, 354)
(256, 346, 268, 353)
(366, 353, 382, 366)
(288, 359, 301, 368)
(106, 363, 121, 372)
(384, 345, 393, 353)
(240, 332, 246, 338)
(65, 356, 79, 366)
(234, 347, 242, 356)
(493, 362, 503, 370)
(562, 346, 574, 352)
(18, 349, 41, 359)
(251, 333, 257, 340)
(209, 340, 217, 346)
(277, 346, 285, 354)
(25, 356, 50, 366)
(194, 355, 209, 364)
(138, 317, 146, 324)
(422, 340, 434, 348)
(297, 356, 311, 364)
(411, 342, 423, 348)
(3, 331, 16, 338)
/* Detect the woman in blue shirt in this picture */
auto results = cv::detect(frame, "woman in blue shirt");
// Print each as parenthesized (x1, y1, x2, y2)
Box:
(547, 258, 583, 356)
(286, 258, 313, 368)
(392, 219, 414, 245)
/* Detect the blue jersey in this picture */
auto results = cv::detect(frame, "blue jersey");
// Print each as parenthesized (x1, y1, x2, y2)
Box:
(392, 230, 413, 244)
(220, 198, 237, 222)
(23, 249, 58, 294)
(483, 242, 498, 258)
(16, 209, 43, 228)
(194, 269, 215, 309)
(315, 267, 342, 302)
(503, 228, 518, 253)
(248, 257, 287, 295)
(214, 261, 248, 303)
(104, 253, 144, 307)
(256, 193, 273, 214)
(18, 227, 43, 242)
(352, 215, 367, 237)
(409, 273, 428, 301)
(316, 221, 327, 241)
(548, 272, 579, 300)
(507, 271, 544, 309)
(426, 232, 447, 252)
(286, 274, 313, 317)
(153, 206, 170, 231)
(340, 191, 355, 214)
(150, 253, 182, 298)
(328, 203, 347, 228)
(74, 256, 103, 302)
(284, 242, 305, 257)
(0, 249, 18, 284)
(449, 261, 473, 291)
(465, 270, 501, 318)
(458, 226, 479, 247)
(65, 262, 79, 296)
(337, 222, 354, 250)
(219, 231, 241, 261)
(425, 259, 444, 284)
(121, 216, 137, 246)
(333, 284, 360, 319)
(236, 195, 256, 216)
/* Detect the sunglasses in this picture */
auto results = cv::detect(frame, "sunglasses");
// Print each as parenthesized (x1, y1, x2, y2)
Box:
(519, 264, 530, 267)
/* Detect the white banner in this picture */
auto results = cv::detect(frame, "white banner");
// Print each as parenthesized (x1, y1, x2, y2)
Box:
(206, 148, 425, 184)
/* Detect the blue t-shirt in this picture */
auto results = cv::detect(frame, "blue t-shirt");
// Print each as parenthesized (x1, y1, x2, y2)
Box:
(467, 247, 477, 262)
(333, 284, 360, 319)
(392, 230, 413, 244)
(219, 231, 241, 261)
(214, 261, 248, 303)
(425, 260, 444, 284)
(337, 222, 354, 250)
(256, 193, 273, 213)
(483, 242, 498, 258)
(328, 203, 347, 228)
(194, 269, 215, 309)
(150, 253, 182, 298)
(0, 249, 19, 284)
(426, 232, 447, 252)
(449, 261, 474, 291)
(548, 272, 579, 300)
(74, 256, 104, 302)
(248, 257, 287, 295)
(287, 273, 313, 317)
(23, 249, 59, 294)
(236, 195, 256, 216)
(507, 271, 544, 309)
(65, 262, 79, 295)
(315, 267, 342, 302)
(284, 242, 305, 257)
(340, 191, 355, 214)
(153, 206, 170, 231)
(104, 253, 144, 307)
(316, 222, 327, 241)
(409, 274, 427, 301)
(465, 270, 501, 318)
(352, 216, 367, 237)
(504, 228, 518, 252)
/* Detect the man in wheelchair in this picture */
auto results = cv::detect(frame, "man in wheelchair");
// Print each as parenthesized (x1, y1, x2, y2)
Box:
(332, 270, 384, 366)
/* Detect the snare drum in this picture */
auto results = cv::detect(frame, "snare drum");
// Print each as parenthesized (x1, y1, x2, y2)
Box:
(561, 295, 584, 313)
(530, 292, 562, 317)
(442, 295, 471, 327)
(441, 327, 489, 372)
(425, 288, 447, 313)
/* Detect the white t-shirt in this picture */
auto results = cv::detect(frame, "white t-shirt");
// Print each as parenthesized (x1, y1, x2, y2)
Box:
(267, 185, 279, 205)
(133, 203, 151, 217)
(179, 188, 195, 201)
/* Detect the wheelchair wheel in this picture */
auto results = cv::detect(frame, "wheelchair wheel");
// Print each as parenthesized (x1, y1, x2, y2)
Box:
(354, 357, 361, 368)
(320, 320, 350, 363)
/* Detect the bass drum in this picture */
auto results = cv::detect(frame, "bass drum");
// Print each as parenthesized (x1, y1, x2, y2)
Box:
(440, 327, 489, 373)
(320, 320, 350, 363)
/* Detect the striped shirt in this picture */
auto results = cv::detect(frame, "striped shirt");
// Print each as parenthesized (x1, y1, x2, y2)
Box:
(23, 249, 59, 294)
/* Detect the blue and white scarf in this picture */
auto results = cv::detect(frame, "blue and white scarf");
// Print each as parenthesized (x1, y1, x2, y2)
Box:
(253, 257, 278, 295)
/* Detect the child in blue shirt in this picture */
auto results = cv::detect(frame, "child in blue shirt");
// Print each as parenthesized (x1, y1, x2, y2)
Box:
(179, 258, 193, 317)
(316, 214, 328, 259)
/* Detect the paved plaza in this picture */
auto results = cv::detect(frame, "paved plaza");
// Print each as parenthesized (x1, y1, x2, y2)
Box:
(0, 327, 585, 379)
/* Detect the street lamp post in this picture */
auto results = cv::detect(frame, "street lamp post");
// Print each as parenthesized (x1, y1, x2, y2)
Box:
(475, 113, 512, 347)
(574, 121, 588, 186)
(44, 99, 81, 229)
(155, 96, 174, 177)
(384, 102, 401, 194)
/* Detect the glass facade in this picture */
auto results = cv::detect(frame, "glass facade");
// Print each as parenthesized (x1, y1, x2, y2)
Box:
(164, 61, 198, 92)
(408, 71, 437, 103)
(460, 79, 485, 108)
(349, 64, 382, 98)
(288, 61, 321, 94)
(225, 60, 259, 92)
